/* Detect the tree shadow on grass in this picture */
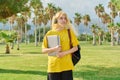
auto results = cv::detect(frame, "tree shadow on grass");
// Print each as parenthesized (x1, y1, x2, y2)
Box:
(0, 68, 47, 76)
(73, 65, 120, 80)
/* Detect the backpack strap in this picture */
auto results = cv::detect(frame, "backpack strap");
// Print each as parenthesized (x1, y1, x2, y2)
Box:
(67, 29, 72, 48)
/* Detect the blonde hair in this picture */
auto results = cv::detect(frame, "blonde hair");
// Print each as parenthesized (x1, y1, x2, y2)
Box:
(52, 11, 72, 30)
(51, 11, 78, 36)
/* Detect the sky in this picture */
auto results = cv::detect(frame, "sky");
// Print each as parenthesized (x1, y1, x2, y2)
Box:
(1, 0, 119, 34)
(41, 0, 111, 34)
(41, 0, 110, 21)
(41, 0, 120, 33)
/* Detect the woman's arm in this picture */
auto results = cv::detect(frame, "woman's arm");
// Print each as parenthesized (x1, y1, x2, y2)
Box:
(42, 45, 61, 54)
(57, 46, 78, 58)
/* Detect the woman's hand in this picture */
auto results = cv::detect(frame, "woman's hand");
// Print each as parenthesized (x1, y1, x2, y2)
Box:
(42, 45, 61, 54)
(56, 46, 78, 58)
(54, 45, 61, 52)
(57, 51, 66, 58)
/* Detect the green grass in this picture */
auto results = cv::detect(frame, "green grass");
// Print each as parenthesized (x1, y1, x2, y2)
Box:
(0, 42, 120, 80)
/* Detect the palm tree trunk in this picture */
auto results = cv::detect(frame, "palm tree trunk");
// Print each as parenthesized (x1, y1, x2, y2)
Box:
(17, 38, 20, 50)
(38, 25, 41, 42)
(25, 22, 27, 44)
(99, 36, 102, 45)
(117, 33, 120, 45)
(43, 25, 46, 37)
(111, 31, 115, 46)
(6, 44, 10, 54)
(11, 42, 14, 49)
(35, 16, 38, 46)
(92, 33, 96, 45)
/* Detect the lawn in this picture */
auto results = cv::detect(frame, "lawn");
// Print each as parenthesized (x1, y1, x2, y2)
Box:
(0, 42, 120, 80)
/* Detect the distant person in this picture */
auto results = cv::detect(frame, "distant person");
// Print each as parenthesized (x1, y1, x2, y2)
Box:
(42, 11, 79, 80)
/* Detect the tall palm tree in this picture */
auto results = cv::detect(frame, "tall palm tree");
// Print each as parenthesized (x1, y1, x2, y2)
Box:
(42, 12, 49, 37)
(30, 0, 43, 46)
(91, 24, 98, 45)
(116, 22, 120, 45)
(21, 11, 31, 44)
(101, 13, 112, 24)
(74, 12, 82, 34)
(98, 27, 104, 45)
(0, 0, 29, 19)
(107, 23, 117, 46)
(45, 3, 56, 25)
(16, 14, 26, 42)
(8, 15, 16, 31)
(95, 4, 105, 18)
(108, 2, 118, 20)
(82, 14, 91, 41)
(83, 14, 91, 27)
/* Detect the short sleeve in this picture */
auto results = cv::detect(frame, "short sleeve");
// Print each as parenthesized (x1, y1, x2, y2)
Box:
(70, 29, 79, 46)
(42, 35, 48, 49)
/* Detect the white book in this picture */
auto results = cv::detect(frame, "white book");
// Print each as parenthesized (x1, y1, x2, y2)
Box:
(47, 35, 60, 56)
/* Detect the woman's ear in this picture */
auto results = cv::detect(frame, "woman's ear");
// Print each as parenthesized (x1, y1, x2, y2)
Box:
(54, 19, 57, 24)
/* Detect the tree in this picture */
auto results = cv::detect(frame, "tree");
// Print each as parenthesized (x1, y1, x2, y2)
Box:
(30, 0, 43, 46)
(108, 2, 118, 20)
(0, 30, 17, 53)
(45, 3, 56, 24)
(116, 22, 120, 45)
(82, 14, 91, 41)
(0, 0, 29, 19)
(97, 27, 104, 45)
(107, 23, 116, 46)
(95, 4, 105, 18)
(91, 24, 98, 45)
(111, 0, 120, 11)
(74, 12, 82, 34)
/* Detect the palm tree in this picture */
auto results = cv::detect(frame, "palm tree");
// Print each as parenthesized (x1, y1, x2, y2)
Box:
(73, 12, 82, 34)
(91, 24, 98, 45)
(82, 14, 91, 41)
(54, 6, 62, 13)
(21, 11, 31, 44)
(107, 23, 117, 46)
(45, 3, 56, 25)
(110, 0, 120, 11)
(0, 0, 29, 19)
(42, 12, 49, 37)
(116, 22, 120, 45)
(101, 13, 112, 24)
(95, 4, 105, 18)
(98, 27, 104, 45)
(16, 13, 26, 43)
(30, 0, 43, 46)
(95, 4, 106, 31)
(108, 2, 118, 21)
(16, 13, 27, 50)
(0, 31, 17, 53)
(8, 15, 16, 31)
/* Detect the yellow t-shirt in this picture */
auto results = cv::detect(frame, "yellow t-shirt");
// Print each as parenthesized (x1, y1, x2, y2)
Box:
(42, 28, 79, 73)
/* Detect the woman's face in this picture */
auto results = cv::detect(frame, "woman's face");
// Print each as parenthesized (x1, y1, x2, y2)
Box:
(57, 15, 67, 27)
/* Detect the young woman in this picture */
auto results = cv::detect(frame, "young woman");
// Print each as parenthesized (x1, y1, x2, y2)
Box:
(42, 11, 79, 80)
